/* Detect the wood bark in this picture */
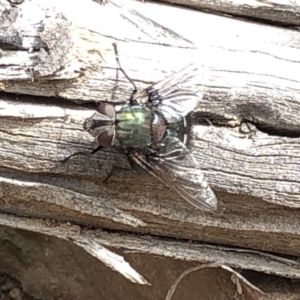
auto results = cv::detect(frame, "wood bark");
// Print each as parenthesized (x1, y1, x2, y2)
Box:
(1, 0, 300, 299)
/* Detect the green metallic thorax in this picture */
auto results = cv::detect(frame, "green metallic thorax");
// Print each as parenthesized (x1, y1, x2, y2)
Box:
(115, 105, 152, 148)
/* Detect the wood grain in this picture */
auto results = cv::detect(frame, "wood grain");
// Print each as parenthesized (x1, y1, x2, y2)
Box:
(1, 0, 300, 298)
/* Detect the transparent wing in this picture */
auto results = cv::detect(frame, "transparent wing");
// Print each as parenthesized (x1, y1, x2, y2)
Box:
(130, 144, 217, 211)
(132, 64, 202, 121)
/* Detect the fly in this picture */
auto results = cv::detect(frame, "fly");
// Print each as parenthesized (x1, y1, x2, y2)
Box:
(66, 43, 218, 211)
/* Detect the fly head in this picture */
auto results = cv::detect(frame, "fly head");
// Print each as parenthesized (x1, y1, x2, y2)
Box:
(84, 102, 116, 148)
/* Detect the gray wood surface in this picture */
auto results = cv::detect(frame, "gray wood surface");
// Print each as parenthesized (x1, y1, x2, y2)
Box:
(1, 0, 300, 299)
(158, 0, 300, 26)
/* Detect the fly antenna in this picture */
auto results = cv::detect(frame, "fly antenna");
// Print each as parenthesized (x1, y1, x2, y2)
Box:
(112, 43, 138, 100)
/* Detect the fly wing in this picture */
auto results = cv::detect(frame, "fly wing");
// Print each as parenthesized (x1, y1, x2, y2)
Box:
(130, 148, 217, 212)
(132, 64, 202, 121)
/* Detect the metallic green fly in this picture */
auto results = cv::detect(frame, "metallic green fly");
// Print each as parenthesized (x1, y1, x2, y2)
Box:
(81, 45, 218, 212)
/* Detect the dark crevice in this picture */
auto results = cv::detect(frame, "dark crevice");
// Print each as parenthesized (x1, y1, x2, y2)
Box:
(195, 114, 300, 138)
(0, 91, 94, 108)
(86, 224, 300, 267)
(149, 0, 300, 30)
(1, 206, 299, 269)
(2, 90, 300, 138)
(254, 122, 300, 137)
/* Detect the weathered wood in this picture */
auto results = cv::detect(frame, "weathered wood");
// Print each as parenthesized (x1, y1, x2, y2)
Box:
(2, 0, 300, 131)
(1, 213, 300, 299)
(159, 0, 300, 26)
(1, 0, 300, 298)
(1, 91, 300, 257)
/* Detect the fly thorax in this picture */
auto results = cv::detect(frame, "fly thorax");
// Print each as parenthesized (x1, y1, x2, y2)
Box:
(115, 105, 152, 148)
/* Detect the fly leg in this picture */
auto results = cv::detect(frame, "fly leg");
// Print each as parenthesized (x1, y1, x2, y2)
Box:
(112, 43, 138, 104)
(102, 152, 136, 183)
(61, 145, 103, 164)
(145, 147, 158, 162)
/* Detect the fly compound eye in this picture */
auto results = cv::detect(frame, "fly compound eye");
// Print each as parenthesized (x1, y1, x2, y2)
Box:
(97, 103, 115, 119)
(97, 127, 115, 147)
(152, 113, 166, 143)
